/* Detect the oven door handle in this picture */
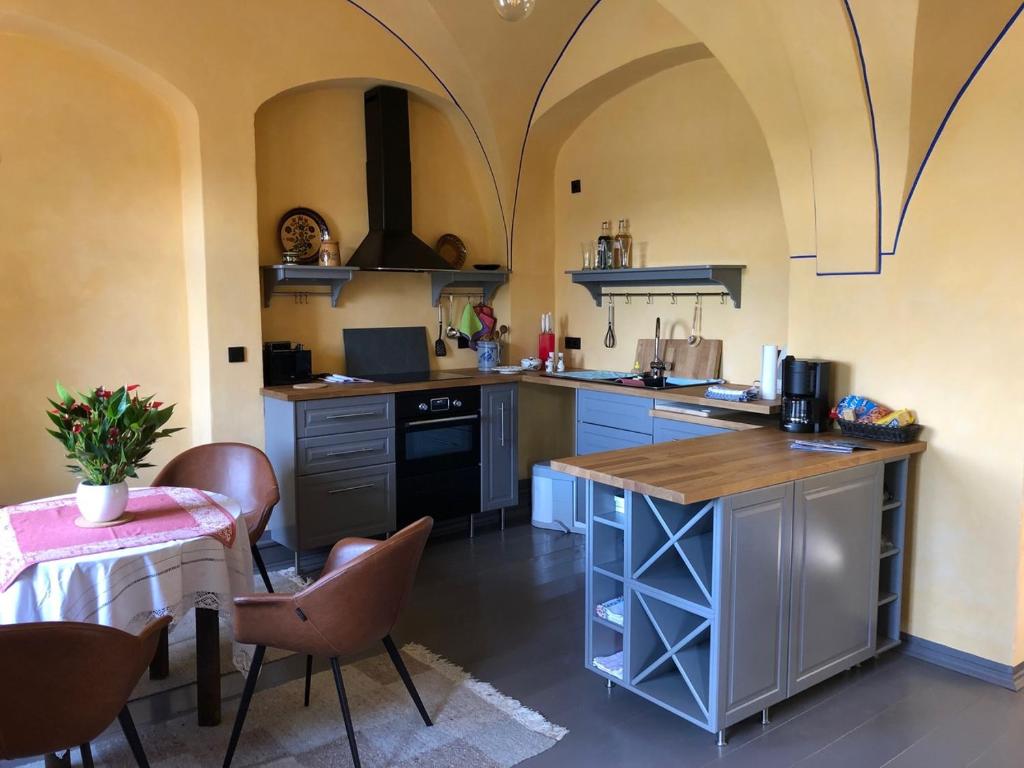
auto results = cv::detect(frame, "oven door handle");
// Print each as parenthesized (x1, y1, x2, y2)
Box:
(401, 414, 480, 428)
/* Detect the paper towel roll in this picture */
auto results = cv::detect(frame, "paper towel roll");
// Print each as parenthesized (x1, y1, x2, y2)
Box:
(760, 345, 778, 400)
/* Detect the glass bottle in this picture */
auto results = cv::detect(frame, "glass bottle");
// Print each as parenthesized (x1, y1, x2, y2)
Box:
(597, 221, 613, 270)
(616, 218, 632, 269)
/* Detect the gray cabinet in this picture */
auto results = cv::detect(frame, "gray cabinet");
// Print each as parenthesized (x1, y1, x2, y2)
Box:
(264, 394, 397, 560)
(717, 482, 793, 725)
(653, 417, 728, 443)
(788, 463, 882, 695)
(481, 383, 518, 511)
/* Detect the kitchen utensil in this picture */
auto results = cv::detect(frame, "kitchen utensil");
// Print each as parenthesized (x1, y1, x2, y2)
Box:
(278, 207, 329, 264)
(446, 296, 459, 338)
(604, 301, 616, 348)
(687, 295, 703, 346)
(436, 233, 467, 269)
(633, 338, 722, 379)
(434, 305, 447, 357)
(496, 324, 509, 342)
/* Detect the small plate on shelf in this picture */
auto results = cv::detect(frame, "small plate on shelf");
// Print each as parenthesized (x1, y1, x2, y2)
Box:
(279, 207, 329, 264)
(473, 264, 501, 271)
(494, 366, 522, 374)
(436, 233, 467, 269)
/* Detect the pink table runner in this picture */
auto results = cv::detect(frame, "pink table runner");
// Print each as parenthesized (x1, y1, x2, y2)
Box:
(0, 486, 237, 591)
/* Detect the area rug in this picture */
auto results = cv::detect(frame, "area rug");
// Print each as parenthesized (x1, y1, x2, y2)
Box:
(131, 567, 310, 699)
(49, 644, 568, 767)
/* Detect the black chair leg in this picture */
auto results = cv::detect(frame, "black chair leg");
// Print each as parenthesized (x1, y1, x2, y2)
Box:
(252, 545, 274, 593)
(330, 658, 361, 768)
(382, 635, 433, 726)
(117, 707, 150, 768)
(223, 644, 266, 768)
(80, 744, 94, 768)
(304, 654, 313, 706)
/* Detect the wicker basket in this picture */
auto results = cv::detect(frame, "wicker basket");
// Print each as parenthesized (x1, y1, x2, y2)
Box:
(837, 419, 923, 443)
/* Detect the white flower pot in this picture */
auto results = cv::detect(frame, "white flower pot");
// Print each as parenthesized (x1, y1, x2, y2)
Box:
(76, 481, 129, 523)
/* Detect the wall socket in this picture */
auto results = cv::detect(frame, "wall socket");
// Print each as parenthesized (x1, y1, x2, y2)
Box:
(570, 179, 581, 194)
(565, 336, 582, 350)
(227, 346, 246, 363)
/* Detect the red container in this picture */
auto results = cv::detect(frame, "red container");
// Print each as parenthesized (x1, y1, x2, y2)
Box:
(538, 332, 555, 363)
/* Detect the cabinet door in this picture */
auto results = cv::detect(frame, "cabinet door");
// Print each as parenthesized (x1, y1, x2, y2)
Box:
(652, 418, 728, 443)
(576, 422, 653, 455)
(717, 483, 793, 728)
(788, 463, 883, 695)
(296, 463, 396, 548)
(481, 383, 518, 511)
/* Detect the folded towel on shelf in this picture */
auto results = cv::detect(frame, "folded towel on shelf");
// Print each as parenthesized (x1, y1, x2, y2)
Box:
(705, 383, 759, 402)
(596, 596, 625, 627)
(593, 651, 623, 680)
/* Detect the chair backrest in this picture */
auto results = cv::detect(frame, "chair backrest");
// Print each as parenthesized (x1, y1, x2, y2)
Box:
(154, 442, 280, 541)
(295, 517, 433, 657)
(0, 617, 170, 759)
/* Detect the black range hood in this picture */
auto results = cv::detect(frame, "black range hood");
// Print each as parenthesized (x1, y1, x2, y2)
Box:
(347, 86, 452, 272)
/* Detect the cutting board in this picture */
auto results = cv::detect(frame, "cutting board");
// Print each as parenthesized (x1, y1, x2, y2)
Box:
(633, 338, 722, 379)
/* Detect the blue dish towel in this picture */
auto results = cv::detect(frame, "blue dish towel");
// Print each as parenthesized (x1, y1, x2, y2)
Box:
(705, 384, 759, 402)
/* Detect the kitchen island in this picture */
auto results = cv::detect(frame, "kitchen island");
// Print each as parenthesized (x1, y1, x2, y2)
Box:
(551, 429, 925, 744)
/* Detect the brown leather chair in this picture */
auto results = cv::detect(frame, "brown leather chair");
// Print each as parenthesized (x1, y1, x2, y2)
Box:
(154, 442, 280, 593)
(223, 517, 434, 768)
(0, 617, 171, 767)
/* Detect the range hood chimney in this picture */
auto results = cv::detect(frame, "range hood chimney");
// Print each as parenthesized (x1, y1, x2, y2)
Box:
(347, 86, 452, 271)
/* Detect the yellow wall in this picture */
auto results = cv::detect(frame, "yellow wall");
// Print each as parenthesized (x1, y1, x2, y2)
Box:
(0, 32, 191, 501)
(255, 85, 507, 373)
(788, 19, 1024, 664)
(553, 59, 790, 384)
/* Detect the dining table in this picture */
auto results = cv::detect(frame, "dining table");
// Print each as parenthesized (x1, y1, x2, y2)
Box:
(0, 485, 255, 734)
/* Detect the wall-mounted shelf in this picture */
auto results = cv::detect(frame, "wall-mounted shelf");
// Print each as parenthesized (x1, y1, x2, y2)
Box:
(261, 265, 358, 308)
(430, 269, 509, 307)
(567, 266, 745, 308)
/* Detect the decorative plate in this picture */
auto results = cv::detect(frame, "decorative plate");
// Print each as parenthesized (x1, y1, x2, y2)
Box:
(279, 207, 330, 264)
(495, 365, 523, 374)
(473, 263, 501, 271)
(436, 233, 467, 269)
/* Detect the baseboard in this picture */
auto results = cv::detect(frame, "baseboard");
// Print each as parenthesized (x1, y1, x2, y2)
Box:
(899, 632, 1024, 691)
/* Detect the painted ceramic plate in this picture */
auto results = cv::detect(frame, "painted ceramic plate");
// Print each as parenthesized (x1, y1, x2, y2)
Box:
(436, 233, 467, 269)
(279, 207, 329, 264)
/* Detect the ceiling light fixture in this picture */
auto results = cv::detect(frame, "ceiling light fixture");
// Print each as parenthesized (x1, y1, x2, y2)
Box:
(495, 0, 536, 22)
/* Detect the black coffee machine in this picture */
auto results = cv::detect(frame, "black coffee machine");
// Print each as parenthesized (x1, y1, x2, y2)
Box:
(263, 341, 313, 386)
(780, 356, 832, 433)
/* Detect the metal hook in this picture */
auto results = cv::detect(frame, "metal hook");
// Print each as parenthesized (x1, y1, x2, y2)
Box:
(625, 295, 632, 305)
(721, 293, 726, 305)
(647, 293, 653, 305)
(671, 293, 677, 305)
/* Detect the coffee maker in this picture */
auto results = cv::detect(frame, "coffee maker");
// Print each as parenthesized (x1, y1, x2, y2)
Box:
(780, 357, 832, 433)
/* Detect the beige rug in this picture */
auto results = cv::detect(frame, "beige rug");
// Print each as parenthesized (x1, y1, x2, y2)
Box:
(48, 644, 568, 767)
(132, 567, 310, 699)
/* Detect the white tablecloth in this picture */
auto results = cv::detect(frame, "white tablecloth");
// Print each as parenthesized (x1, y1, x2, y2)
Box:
(0, 490, 255, 634)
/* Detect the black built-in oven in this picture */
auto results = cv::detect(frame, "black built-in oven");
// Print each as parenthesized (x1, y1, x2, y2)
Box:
(395, 387, 480, 528)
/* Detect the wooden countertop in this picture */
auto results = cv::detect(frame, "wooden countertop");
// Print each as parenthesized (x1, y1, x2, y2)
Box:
(261, 369, 520, 401)
(262, 368, 780, 417)
(550, 428, 925, 505)
(521, 374, 781, 414)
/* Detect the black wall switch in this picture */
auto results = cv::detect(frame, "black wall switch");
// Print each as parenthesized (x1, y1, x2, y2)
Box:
(565, 336, 582, 350)
(570, 179, 581, 194)
(227, 346, 246, 363)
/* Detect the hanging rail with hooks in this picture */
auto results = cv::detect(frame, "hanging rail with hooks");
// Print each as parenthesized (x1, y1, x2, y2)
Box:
(601, 291, 730, 306)
(567, 265, 745, 308)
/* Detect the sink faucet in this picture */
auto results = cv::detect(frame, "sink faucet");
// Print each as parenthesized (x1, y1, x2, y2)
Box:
(650, 317, 666, 380)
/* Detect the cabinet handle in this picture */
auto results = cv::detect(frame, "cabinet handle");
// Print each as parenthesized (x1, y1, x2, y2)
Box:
(327, 483, 374, 495)
(324, 411, 377, 420)
(403, 414, 479, 427)
(500, 402, 505, 447)
(325, 447, 374, 457)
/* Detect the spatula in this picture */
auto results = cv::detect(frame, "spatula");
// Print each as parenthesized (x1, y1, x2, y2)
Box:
(435, 304, 447, 357)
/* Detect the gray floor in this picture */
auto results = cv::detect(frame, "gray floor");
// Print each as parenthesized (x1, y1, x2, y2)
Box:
(117, 511, 1024, 766)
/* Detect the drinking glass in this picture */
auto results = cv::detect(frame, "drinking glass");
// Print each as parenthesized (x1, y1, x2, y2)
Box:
(580, 241, 596, 270)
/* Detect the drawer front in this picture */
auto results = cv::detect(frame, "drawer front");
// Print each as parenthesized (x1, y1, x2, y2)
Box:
(576, 422, 652, 456)
(297, 429, 395, 475)
(297, 395, 394, 438)
(577, 389, 653, 434)
(653, 418, 728, 443)
(296, 464, 396, 548)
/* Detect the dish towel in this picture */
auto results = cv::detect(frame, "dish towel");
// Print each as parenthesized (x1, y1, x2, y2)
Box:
(593, 651, 624, 680)
(705, 383, 759, 402)
(458, 303, 483, 342)
(596, 596, 625, 627)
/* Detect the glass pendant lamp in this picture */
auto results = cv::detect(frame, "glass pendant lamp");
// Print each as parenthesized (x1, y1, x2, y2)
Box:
(494, 0, 536, 22)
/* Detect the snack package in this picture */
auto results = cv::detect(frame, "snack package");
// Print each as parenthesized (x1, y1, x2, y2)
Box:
(835, 395, 884, 422)
(874, 409, 915, 428)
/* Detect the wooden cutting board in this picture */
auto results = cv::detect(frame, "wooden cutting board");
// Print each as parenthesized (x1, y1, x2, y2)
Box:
(633, 338, 722, 379)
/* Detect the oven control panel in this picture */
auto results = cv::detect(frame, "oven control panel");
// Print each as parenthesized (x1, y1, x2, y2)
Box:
(398, 387, 480, 420)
